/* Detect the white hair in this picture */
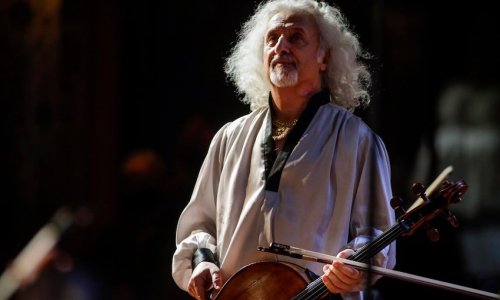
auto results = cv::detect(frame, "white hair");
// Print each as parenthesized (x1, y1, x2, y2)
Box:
(224, 0, 372, 112)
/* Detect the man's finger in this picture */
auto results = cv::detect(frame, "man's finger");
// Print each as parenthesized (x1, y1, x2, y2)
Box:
(212, 271, 222, 290)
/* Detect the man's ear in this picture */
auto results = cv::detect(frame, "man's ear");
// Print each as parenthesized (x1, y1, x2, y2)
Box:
(317, 47, 329, 71)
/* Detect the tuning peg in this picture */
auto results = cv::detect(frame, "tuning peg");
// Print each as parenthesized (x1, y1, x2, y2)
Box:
(411, 182, 425, 194)
(411, 182, 431, 202)
(445, 210, 459, 228)
(390, 196, 406, 217)
(425, 223, 440, 242)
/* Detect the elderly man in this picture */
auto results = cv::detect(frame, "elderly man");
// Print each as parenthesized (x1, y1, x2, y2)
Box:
(172, 1, 396, 299)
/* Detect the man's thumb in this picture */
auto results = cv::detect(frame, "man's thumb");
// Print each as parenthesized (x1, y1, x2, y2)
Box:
(212, 271, 222, 290)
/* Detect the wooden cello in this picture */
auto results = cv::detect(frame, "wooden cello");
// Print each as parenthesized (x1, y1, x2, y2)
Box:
(211, 179, 473, 300)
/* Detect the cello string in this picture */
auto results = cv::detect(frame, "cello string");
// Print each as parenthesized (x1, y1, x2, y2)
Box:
(291, 248, 500, 300)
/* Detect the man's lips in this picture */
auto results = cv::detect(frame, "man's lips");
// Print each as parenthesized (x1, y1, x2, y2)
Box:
(272, 60, 295, 67)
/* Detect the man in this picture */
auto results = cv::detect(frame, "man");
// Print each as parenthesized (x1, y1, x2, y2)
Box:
(172, 0, 396, 299)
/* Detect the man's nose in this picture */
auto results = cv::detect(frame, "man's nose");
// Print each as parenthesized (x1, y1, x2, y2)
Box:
(274, 35, 290, 55)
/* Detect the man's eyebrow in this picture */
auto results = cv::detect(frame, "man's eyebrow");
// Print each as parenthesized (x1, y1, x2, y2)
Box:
(266, 25, 306, 35)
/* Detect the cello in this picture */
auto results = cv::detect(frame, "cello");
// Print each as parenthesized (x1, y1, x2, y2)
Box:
(210, 178, 493, 300)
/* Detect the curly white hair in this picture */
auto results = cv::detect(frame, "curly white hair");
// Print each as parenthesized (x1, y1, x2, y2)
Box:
(224, 0, 372, 112)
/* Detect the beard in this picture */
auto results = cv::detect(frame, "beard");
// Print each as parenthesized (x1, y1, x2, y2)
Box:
(269, 62, 298, 87)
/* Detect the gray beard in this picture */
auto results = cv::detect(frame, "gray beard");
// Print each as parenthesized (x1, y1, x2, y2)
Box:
(270, 65, 298, 87)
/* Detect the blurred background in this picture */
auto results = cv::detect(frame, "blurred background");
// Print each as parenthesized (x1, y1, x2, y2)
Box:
(1, 0, 499, 299)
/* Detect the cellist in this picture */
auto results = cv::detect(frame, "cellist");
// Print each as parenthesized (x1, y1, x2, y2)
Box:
(172, 0, 396, 299)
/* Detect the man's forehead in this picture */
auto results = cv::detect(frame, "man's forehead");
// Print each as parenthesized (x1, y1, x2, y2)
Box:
(266, 11, 317, 31)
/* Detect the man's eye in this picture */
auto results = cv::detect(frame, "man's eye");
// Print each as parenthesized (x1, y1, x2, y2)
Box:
(289, 33, 302, 43)
(267, 34, 278, 44)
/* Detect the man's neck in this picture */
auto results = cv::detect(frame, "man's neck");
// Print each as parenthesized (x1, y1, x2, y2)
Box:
(270, 85, 322, 121)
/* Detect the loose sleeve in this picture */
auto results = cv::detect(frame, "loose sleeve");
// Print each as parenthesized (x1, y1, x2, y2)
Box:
(171, 123, 230, 291)
(347, 130, 396, 278)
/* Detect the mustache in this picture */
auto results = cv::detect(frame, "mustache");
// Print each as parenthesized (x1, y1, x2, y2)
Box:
(271, 54, 295, 67)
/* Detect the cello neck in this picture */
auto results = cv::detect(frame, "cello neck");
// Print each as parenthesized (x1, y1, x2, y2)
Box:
(290, 222, 406, 300)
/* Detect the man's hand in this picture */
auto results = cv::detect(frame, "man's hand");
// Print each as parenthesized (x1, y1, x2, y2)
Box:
(187, 261, 222, 299)
(321, 249, 367, 294)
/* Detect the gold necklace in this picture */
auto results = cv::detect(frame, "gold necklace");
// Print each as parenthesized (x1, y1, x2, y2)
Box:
(272, 119, 298, 141)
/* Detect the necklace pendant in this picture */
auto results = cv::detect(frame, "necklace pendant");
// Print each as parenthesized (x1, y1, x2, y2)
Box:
(271, 118, 298, 141)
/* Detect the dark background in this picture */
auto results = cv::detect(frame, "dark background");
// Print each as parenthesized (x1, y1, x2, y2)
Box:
(1, 0, 500, 299)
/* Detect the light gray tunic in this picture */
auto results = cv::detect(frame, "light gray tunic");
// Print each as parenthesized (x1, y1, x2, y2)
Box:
(172, 102, 396, 299)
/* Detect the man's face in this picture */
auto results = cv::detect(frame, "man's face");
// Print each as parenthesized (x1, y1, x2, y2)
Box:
(264, 11, 325, 88)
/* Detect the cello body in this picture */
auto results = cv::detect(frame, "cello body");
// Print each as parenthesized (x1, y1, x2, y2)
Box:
(212, 261, 312, 300)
